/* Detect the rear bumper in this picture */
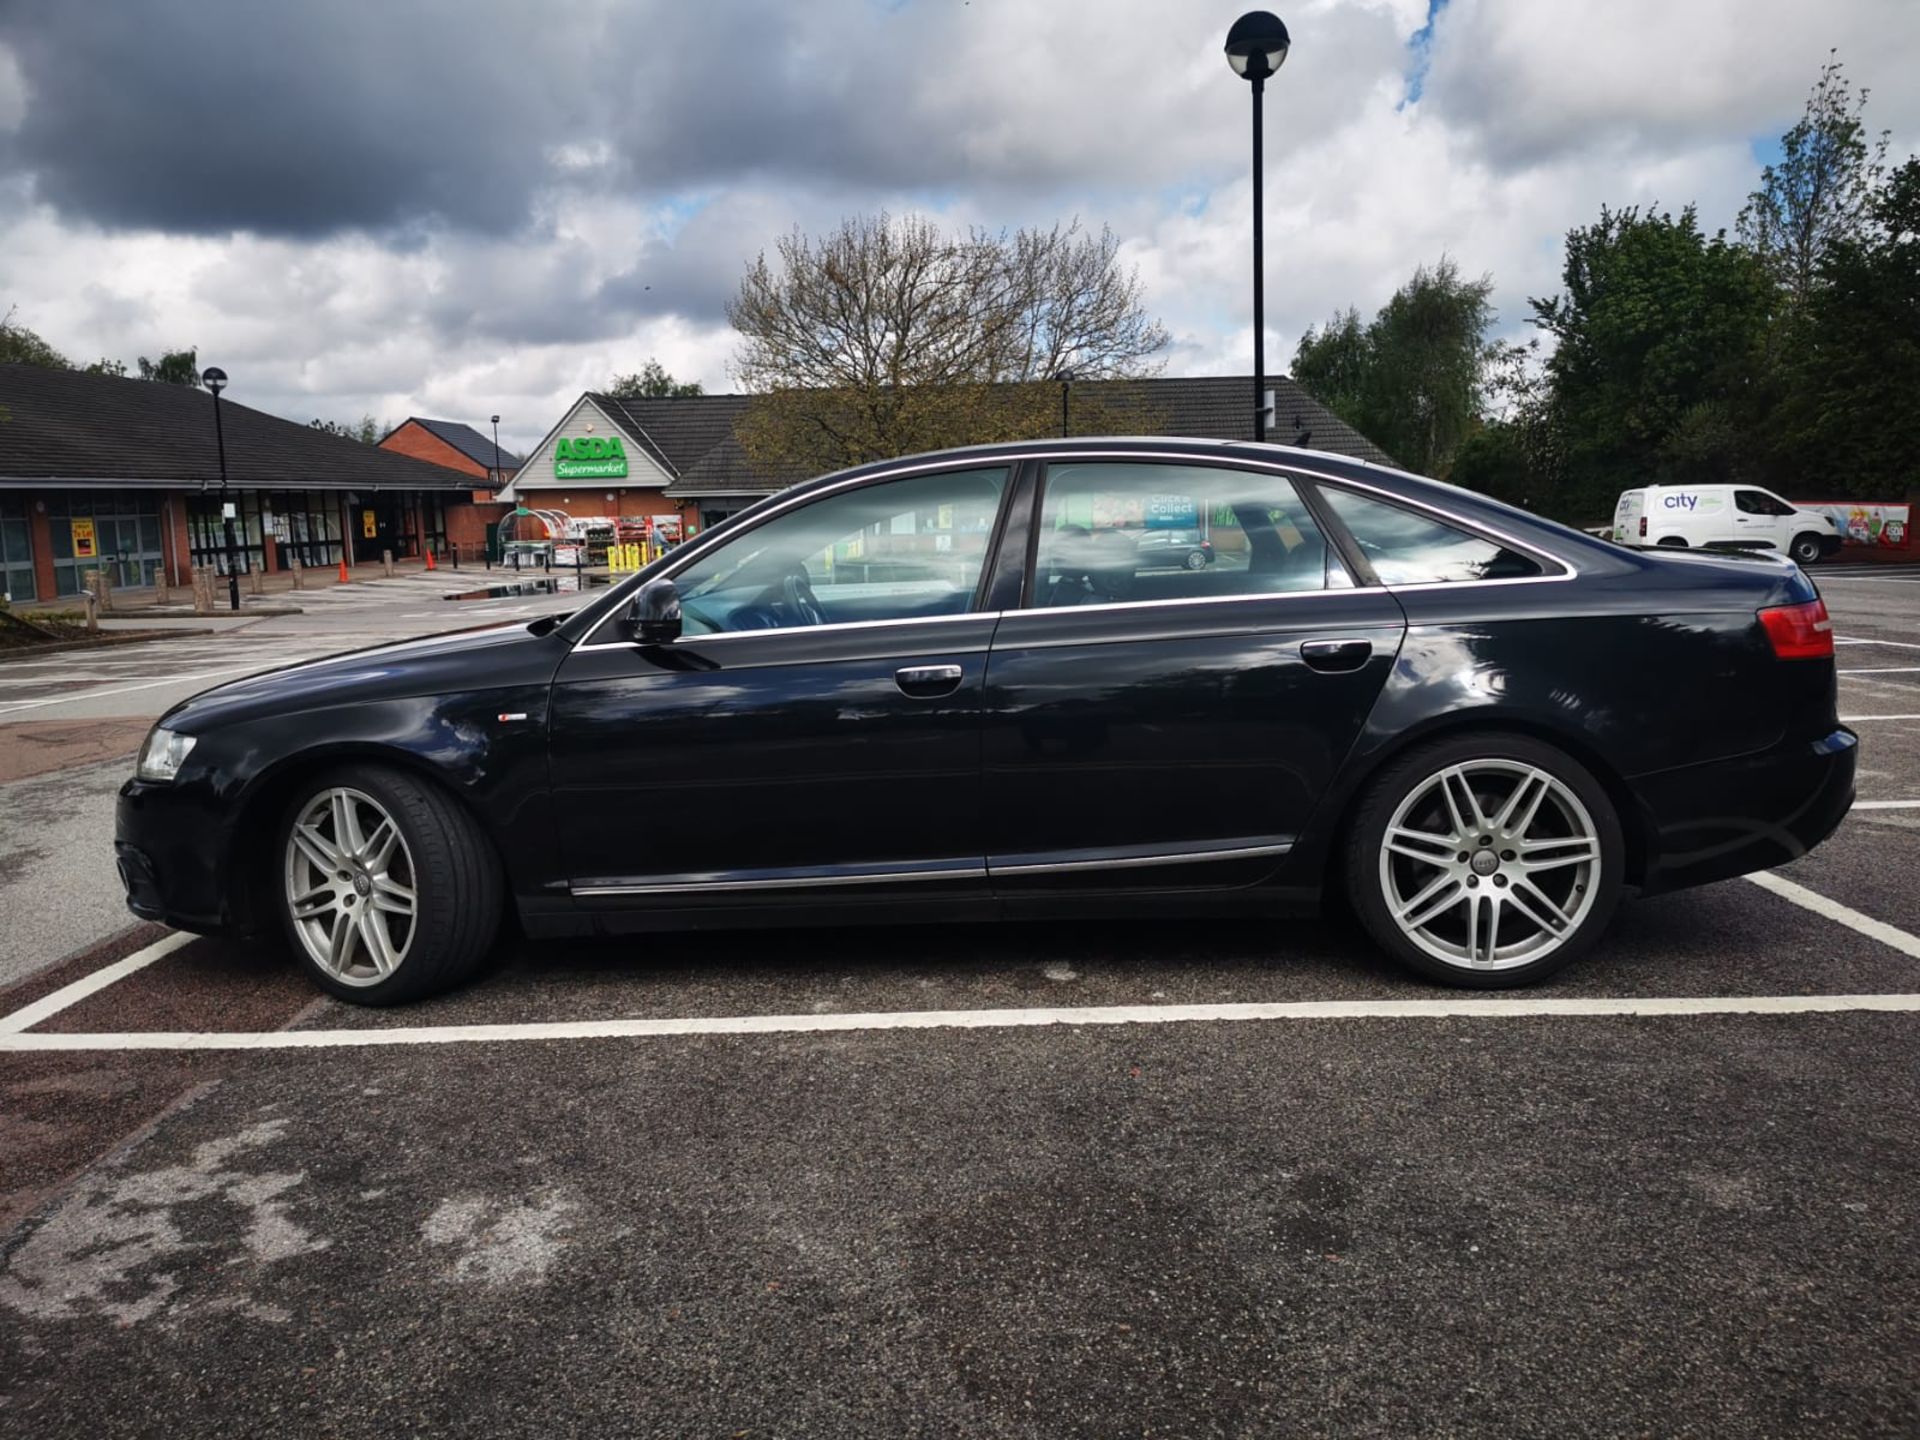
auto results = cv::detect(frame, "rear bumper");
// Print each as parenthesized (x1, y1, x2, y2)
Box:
(1635, 727, 1856, 895)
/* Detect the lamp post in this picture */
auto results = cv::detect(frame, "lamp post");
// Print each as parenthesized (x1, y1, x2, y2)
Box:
(490, 414, 503, 486)
(1225, 11, 1290, 443)
(201, 366, 241, 611)
(1055, 370, 1073, 438)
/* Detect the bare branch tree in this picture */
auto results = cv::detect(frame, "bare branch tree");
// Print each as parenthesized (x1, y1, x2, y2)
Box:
(729, 213, 1167, 472)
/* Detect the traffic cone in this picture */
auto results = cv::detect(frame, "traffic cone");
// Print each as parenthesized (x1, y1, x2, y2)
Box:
(425, 548, 436, 571)
(337, 558, 350, 584)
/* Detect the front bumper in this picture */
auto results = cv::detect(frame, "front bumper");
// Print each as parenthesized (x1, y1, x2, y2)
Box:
(115, 777, 236, 934)
(1635, 727, 1856, 895)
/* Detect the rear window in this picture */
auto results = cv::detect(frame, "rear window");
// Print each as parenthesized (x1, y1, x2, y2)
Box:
(1322, 488, 1544, 586)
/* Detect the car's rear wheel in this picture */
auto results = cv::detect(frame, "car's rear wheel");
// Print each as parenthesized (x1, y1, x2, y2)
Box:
(278, 765, 501, 1004)
(1789, 532, 1824, 566)
(1184, 549, 1209, 570)
(1345, 734, 1624, 987)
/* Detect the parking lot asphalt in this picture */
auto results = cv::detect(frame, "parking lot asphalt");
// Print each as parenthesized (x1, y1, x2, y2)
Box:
(3, 562, 1919, 1437)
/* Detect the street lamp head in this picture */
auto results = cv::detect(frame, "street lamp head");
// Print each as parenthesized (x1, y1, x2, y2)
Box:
(1225, 11, 1290, 81)
(491, 415, 500, 425)
(201, 366, 228, 395)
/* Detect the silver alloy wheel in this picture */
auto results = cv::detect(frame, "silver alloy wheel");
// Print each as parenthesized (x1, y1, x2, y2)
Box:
(283, 787, 418, 986)
(1377, 759, 1601, 971)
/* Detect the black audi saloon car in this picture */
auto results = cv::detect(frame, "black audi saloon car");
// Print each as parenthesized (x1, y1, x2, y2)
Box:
(117, 439, 1855, 1003)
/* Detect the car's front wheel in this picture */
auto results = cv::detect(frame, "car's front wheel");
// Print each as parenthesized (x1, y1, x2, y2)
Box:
(1344, 734, 1624, 987)
(1789, 532, 1825, 566)
(277, 765, 501, 1004)
(1184, 549, 1210, 570)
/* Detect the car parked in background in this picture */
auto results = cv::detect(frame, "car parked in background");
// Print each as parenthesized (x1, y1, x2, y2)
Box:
(1135, 527, 1215, 571)
(119, 439, 1855, 1004)
(1613, 484, 1843, 565)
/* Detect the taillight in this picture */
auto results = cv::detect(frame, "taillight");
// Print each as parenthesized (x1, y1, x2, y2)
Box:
(1638, 516, 1647, 537)
(1758, 599, 1833, 660)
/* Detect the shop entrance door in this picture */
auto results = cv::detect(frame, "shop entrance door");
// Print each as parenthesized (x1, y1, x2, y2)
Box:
(351, 498, 404, 562)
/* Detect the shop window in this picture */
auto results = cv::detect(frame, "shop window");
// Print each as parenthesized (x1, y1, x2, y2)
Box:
(0, 496, 35, 603)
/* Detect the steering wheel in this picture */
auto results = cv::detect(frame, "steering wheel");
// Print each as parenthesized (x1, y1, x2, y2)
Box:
(782, 566, 826, 627)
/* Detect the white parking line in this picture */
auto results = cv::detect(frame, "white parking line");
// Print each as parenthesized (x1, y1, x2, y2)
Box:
(1835, 637, 1920, 650)
(2, 991, 1919, 1052)
(0, 663, 283, 715)
(1852, 800, 1920, 809)
(1839, 715, 1920, 722)
(7, 869, 1919, 1054)
(0, 931, 196, 1034)
(1840, 668, 1920, 675)
(1746, 871, 1920, 961)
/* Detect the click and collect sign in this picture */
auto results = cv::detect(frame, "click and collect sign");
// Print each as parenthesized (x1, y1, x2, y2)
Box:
(554, 436, 629, 480)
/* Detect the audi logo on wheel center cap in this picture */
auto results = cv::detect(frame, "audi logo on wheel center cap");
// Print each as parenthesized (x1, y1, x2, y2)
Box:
(1469, 850, 1500, 877)
(353, 873, 373, 897)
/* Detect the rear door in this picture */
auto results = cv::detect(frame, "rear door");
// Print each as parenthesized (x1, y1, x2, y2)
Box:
(980, 457, 1405, 897)
(1612, 490, 1644, 545)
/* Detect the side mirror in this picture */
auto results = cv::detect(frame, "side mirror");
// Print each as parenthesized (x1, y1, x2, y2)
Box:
(624, 578, 682, 645)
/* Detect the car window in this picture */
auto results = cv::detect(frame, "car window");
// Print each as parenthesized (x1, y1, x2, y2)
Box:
(672, 467, 1008, 634)
(1736, 490, 1770, 515)
(1320, 488, 1543, 585)
(1029, 462, 1347, 609)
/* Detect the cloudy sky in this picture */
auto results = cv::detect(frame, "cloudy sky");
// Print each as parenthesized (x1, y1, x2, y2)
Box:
(2, 0, 1916, 451)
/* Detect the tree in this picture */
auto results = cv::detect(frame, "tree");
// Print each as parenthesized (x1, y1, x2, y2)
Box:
(728, 213, 1167, 471)
(0, 308, 70, 369)
(309, 416, 385, 445)
(138, 348, 200, 385)
(1739, 55, 1889, 308)
(1290, 258, 1501, 476)
(1767, 156, 1920, 496)
(608, 360, 703, 399)
(1528, 206, 1773, 518)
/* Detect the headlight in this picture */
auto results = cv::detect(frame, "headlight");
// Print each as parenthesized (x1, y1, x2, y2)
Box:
(137, 727, 198, 782)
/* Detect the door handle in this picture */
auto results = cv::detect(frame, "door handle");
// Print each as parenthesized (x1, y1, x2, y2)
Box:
(895, 664, 965, 697)
(1300, 638, 1373, 673)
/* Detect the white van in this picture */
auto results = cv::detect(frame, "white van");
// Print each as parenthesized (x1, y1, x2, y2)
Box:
(1612, 485, 1842, 566)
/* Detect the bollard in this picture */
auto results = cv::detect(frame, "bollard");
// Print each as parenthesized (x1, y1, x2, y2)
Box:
(247, 564, 265, 596)
(452, 542, 461, 570)
(290, 556, 304, 590)
(382, 548, 394, 579)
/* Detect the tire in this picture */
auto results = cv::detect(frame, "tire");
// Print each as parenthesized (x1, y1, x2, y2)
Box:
(1343, 733, 1625, 988)
(1184, 549, 1210, 571)
(276, 764, 502, 1004)
(1789, 533, 1824, 566)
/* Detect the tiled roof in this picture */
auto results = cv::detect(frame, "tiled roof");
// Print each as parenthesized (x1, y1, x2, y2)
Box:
(0, 365, 486, 492)
(403, 417, 523, 471)
(586, 375, 1395, 499)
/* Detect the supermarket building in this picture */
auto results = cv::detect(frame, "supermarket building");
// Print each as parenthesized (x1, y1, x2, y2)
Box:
(0, 365, 501, 604)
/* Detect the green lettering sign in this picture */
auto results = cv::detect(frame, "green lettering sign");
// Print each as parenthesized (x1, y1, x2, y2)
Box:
(554, 432, 629, 479)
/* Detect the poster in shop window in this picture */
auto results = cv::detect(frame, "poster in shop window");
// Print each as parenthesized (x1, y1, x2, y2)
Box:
(362, 509, 378, 539)
(70, 519, 97, 558)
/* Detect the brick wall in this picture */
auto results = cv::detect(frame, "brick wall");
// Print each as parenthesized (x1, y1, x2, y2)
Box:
(379, 423, 489, 480)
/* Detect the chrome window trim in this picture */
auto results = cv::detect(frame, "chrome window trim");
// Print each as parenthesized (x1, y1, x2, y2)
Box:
(572, 446, 1581, 651)
(574, 608, 999, 654)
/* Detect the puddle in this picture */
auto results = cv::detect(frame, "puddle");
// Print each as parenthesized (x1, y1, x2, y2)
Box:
(443, 578, 564, 601)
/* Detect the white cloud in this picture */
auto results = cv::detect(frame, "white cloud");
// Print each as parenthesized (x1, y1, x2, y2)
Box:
(0, 0, 1911, 452)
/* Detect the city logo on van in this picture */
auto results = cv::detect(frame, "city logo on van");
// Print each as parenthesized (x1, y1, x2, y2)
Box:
(1663, 493, 1700, 511)
(553, 435, 629, 479)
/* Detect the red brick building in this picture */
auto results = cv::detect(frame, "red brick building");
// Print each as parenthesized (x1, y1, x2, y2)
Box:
(0, 365, 491, 603)
(377, 418, 523, 560)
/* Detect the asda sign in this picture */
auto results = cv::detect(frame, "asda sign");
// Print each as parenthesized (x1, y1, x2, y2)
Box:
(553, 435, 629, 479)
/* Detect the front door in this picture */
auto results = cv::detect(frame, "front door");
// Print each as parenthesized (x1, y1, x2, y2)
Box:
(547, 465, 1014, 911)
(981, 458, 1406, 895)
(1734, 489, 1795, 551)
